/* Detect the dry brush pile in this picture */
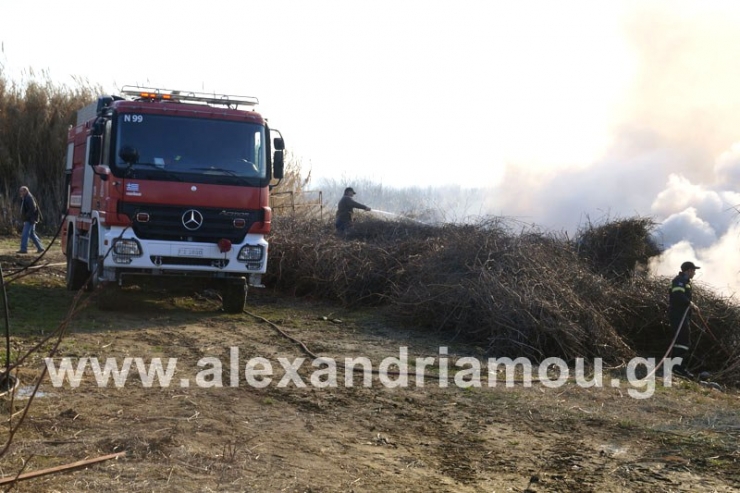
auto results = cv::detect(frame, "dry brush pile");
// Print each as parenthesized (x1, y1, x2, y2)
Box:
(576, 217, 662, 280)
(266, 215, 740, 385)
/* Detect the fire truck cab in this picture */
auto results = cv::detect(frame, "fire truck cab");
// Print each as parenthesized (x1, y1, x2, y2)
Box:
(62, 86, 284, 312)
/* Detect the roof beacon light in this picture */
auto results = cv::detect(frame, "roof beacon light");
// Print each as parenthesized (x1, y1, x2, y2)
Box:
(120, 86, 259, 108)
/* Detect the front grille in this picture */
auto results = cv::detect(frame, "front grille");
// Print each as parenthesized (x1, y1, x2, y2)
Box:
(150, 256, 230, 268)
(119, 203, 262, 243)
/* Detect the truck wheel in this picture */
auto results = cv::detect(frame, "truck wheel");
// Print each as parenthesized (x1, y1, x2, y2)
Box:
(222, 280, 246, 313)
(65, 235, 89, 291)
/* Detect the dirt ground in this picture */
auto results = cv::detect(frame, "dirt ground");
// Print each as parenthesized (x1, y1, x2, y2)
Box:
(0, 244, 739, 492)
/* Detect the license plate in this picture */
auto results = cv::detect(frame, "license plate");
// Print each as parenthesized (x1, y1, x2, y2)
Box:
(178, 248, 204, 257)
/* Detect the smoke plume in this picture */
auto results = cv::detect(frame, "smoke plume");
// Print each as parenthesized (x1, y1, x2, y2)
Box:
(494, 2, 740, 296)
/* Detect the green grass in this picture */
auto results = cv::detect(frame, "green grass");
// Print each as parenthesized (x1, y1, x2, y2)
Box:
(2, 276, 76, 336)
(0, 236, 21, 250)
(0, 242, 220, 338)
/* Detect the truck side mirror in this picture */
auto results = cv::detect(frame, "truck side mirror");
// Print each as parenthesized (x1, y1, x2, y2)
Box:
(273, 137, 285, 151)
(88, 135, 102, 165)
(87, 118, 106, 166)
(273, 150, 284, 179)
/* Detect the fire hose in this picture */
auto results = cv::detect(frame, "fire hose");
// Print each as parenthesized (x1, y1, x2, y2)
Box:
(642, 305, 690, 381)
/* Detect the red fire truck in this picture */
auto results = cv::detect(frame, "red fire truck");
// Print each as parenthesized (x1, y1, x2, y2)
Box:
(62, 86, 284, 312)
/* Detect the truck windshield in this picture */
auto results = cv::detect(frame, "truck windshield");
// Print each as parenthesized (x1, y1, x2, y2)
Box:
(111, 113, 266, 184)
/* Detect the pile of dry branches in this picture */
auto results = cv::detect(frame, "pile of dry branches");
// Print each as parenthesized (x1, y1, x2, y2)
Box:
(576, 217, 661, 280)
(266, 215, 739, 383)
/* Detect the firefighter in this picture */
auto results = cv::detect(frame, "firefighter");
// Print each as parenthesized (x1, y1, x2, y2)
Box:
(668, 261, 701, 378)
(335, 187, 371, 234)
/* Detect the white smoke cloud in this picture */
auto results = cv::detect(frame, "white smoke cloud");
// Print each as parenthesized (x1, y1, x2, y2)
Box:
(650, 222, 740, 299)
(649, 162, 740, 297)
(491, 2, 740, 297)
(714, 142, 740, 188)
(656, 207, 716, 249)
(495, 145, 681, 231)
(650, 174, 740, 247)
(692, 223, 740, 297)
(648, 240, 696, 279)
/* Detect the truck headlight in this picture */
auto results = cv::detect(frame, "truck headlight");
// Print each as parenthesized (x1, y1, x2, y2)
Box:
(113, 239, 142, 256)
(238, 245, 263, 261)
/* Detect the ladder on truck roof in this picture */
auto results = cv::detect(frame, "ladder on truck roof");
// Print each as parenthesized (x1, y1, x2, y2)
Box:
(120, 85, 259, 108)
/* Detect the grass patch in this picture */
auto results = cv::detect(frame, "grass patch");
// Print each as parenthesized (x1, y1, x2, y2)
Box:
(0, 236, 21, 250)
(3, 276, 76, 335)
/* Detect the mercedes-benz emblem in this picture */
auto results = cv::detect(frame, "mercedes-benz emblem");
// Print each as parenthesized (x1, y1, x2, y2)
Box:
(182, 209, 204, 231)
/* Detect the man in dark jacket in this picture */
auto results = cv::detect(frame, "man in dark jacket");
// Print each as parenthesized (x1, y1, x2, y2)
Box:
(335, 187, 371, 233)
(18, 186, 44, 254)
(668, 261, 701, 378)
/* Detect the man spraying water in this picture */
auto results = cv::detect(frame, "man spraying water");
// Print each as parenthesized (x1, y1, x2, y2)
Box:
(335, 187, 371, 234)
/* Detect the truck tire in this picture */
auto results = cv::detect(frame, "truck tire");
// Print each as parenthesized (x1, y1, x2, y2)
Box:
(66, 235, 89, 291)
(222, 280, 246, 313)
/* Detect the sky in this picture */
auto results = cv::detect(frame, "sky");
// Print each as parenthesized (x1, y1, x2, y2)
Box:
(1, 0, 630, 189)
(4, 0, 740, 296)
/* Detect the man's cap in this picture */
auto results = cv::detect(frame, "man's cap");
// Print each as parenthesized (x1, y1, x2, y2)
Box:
(681, 261, 700, 271)
(344, 187, 355, 194)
